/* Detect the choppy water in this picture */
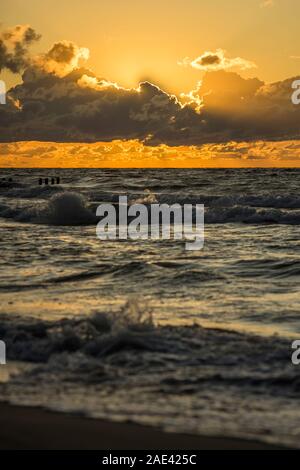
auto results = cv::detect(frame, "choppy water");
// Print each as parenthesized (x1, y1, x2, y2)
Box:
(0, 168, 300, 447)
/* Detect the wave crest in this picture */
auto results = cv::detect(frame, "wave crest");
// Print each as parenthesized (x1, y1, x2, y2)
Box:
(0, 192, 97, 225)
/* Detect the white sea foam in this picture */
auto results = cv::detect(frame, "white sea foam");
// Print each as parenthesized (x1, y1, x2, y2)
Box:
(1, 190, 300, 225)
(0, 299, 299, 448)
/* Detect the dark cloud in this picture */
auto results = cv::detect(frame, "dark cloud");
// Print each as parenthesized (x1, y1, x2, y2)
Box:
(196, 71, 300, 142)
(46, 42, 77, 64)
(198, 53, 221, 66)
(1, 67, 202, 144)
(0, 25, 41, 73)
(0, 32, 300, 146)
(179, 49, 256, 72)
(38, 40, 90, 76)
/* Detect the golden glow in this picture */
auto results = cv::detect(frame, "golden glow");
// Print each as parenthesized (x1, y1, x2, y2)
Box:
(1, 1, 300, 168)
(1, 140, 300, 168)
(2, 0, 300, 94)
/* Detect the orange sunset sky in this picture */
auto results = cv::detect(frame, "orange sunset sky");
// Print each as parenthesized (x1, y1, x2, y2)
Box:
(1, 0, 300, 167)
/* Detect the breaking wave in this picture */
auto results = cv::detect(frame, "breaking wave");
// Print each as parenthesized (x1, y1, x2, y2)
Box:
(0, 192, 97, 225)
(0, 297, 293, 375)
(1, 187, 300, 225)
(1, 299, 299, 449)
(0, 199, 300, 227)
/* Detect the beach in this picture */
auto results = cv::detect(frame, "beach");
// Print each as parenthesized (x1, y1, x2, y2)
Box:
(0, 403, 285, 450)
(1, 0, 300, 454)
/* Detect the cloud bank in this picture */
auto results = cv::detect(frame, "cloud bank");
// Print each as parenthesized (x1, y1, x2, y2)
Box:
(1, 140, 299, 168)
(0, 26, 300, 147)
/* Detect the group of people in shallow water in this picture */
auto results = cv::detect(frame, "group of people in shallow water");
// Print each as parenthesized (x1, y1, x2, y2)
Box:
(38, 177, 60, 185)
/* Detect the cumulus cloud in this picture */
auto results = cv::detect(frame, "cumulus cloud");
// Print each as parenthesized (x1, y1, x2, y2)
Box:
(0, 26, 300, 147)
(178, 49, 256, 72)
(185, 70, 300, 142)
(0, 24, 41, 73)
(36, 40, 90, 76)
(1, 65, 202, 144)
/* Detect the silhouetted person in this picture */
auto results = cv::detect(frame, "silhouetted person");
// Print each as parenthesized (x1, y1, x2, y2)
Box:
(56, 177, 60, 184)
(39, 178, 43, 185)
(51, 177, 55, 185)
(45, 178, 49, 185)
(8, 177, 13, 182)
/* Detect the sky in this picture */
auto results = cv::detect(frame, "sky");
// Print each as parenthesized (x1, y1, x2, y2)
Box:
(1, 0, 300, 167)
(2, 0, 300, 92)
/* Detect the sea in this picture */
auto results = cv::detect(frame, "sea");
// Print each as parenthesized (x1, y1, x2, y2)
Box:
(0, 168, 299, 447)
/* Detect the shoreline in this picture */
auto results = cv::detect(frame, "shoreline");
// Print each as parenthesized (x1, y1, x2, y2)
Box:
(0, 402, 289, 450)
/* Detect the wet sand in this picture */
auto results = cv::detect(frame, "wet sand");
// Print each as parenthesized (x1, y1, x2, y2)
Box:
(0, 403, 287, 450)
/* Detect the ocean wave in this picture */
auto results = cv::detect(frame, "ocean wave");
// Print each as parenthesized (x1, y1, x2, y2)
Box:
(0, 263, 156, 291)
(3, 179, 300, 210)
(0, 298, 293, 376)
(0, 192, 97, 225)
(0, 296, 298, 408)
(205, 206, 300, 224)
(3, 185, 64, 199)
(1, 190, 300, 225)
(1, 299, 300, 448)
(233, 259, 300, 278)
(0, 298, 155, 362)
(157, 193, 300, 209)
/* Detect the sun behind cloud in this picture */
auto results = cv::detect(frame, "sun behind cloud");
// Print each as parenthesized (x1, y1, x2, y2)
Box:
(1, 20, 300, 168)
